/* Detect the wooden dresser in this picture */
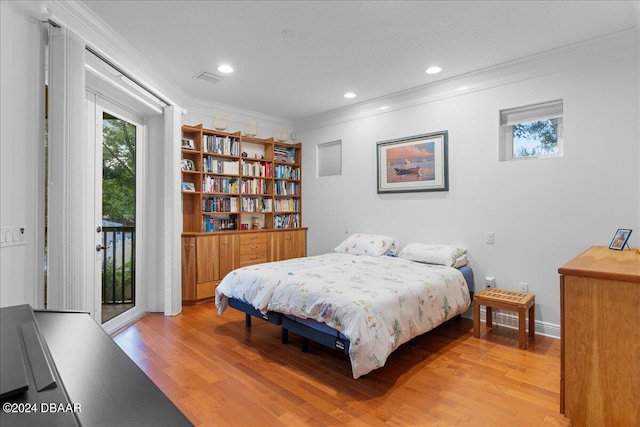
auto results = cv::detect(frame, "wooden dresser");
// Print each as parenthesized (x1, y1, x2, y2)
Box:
(558, 246, 640, 426)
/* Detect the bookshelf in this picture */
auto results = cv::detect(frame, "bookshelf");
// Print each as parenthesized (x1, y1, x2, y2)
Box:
(181, 124, 302, 233)
(181, 124, 306, 304)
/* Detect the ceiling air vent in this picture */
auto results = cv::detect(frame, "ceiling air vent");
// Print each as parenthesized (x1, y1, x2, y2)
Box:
(194, 71, 224, 84)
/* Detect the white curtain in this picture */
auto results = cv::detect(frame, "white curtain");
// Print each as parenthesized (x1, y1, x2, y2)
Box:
(163, 105, 183, 316)
(47, 27, 92, 311)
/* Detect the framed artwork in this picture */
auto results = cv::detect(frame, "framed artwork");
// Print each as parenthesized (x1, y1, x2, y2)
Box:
(182, 138, 195, 149)
(181, 159, 195, 171)
(181, 182, 195, 192)
(609, 228, 632, 250)
(377, 131, 448, 193)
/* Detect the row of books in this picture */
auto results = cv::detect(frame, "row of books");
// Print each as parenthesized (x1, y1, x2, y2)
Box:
(273, 199, 299, 212)
(202, 215, 237, 232)
(241, 197, 273, 213)
(202, 176, 238, 193)
(274, 164, 300, 179)
(241, 178, 268, 195)
(241, 160, 272, 177)
(273, 214, 300, 229)
(203, 135, 240, 156)
(203, 157, 239, 174)
(203, 196, 238, 213)
(274, 146, 296, 163)
(275, 181, 298, 196)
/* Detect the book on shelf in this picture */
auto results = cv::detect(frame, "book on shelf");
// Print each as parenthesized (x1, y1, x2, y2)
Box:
(273, 213, 300, 228)
(203, 214, 237, 232)
(203, 196, 238, 213)
(203, 135, 240, 156)
(274, 146, 296, 163)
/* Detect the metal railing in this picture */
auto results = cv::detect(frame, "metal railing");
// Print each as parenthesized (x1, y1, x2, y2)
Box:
(101, 226, 135, 305)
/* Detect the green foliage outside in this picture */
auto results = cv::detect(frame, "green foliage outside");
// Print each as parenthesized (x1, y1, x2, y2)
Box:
(102, 116, 136, 225)
(102, 116, 136, 306)
(513, 118, 559, 157)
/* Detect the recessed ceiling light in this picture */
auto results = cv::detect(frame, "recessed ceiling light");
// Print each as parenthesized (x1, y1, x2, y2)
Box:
(425, 66, 442, 75)
(344, 92, 356, 99)
(217, 64, 234, 74)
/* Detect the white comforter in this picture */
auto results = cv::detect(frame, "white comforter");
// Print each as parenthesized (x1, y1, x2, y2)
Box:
(215, 253, 471, 378)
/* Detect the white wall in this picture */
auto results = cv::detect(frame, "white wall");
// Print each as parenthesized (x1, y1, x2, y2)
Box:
(296, 32, 640, 336)
(184, 100, 294, 142)
(0, 2, 45, 308)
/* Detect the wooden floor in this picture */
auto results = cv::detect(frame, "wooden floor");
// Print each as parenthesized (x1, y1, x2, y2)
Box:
(113, 304, 571, 427)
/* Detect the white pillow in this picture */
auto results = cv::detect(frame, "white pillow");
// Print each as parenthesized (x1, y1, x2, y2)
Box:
(334, 233, 396, 257)
(397, 243, 467, 266)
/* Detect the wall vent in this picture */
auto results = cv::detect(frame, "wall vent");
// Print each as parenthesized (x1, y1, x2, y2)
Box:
(194, 71, 224, 84)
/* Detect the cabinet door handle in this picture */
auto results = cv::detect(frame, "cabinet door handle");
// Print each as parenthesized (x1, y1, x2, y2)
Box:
(285, 236, 292, 241)
(250, 245, 258, 249)
(183, 243, 195, 247)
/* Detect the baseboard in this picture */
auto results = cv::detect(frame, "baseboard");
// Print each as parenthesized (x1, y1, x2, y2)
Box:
(461, 308, 560, 339)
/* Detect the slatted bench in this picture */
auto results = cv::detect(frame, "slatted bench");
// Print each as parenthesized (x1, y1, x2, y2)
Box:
(473, 288, 535, 349)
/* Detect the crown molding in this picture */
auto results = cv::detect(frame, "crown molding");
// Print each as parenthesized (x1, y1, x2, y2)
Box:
(294, 29, 639, 133)
(186, 96, 294, 128)
(23, 0, 189, 111)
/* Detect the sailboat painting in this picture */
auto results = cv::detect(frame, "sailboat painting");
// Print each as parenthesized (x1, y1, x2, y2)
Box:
(377, 131, 448, 193)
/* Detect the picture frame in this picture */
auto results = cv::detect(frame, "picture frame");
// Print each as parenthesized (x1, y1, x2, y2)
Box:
(609, 228, 632, 250)
(181, 182, 195, 192)
(181, 159, 195, 171)
(377, 130, 448, 193)
(182, 138, 195, 150)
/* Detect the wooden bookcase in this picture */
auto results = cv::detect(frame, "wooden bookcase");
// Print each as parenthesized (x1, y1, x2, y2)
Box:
(181, 124, 306, 304)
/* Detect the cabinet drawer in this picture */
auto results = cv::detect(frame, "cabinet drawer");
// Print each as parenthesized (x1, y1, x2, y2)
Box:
(240, 241, 268, 256)
(240, 233, 267, 245)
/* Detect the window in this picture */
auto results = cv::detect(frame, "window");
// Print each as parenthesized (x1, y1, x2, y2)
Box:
(499, 100, 563, 161)
(317, 140, 342, 177)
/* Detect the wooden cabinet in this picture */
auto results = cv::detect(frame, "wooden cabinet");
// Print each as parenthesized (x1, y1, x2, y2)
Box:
(218, 233, 239, 279)
(181, 237, 196, 302)
(558, 246, 640, 427)
(182, 229, 306, 304)
(271, 229, 306, 261)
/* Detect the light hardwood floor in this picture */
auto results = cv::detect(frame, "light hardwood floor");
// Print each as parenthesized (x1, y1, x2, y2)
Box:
(113, 304, 571, 427)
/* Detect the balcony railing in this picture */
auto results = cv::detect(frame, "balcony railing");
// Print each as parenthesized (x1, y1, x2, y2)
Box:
(101, 226, 135, 305)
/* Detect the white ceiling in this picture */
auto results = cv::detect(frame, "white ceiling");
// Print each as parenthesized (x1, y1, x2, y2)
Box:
(81, 1, 638, 121)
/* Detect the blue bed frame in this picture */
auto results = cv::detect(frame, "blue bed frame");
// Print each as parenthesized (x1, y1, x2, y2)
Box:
(228, 265, 475, 360)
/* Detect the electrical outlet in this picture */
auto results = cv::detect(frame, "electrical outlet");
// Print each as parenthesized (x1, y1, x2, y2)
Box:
(344, 224, 350, 235)
(485, 276, 496, 288)
(519, 282, 528, 293)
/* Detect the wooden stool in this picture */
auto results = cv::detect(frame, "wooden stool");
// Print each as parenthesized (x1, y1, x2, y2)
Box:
(473, 288, 535, 349)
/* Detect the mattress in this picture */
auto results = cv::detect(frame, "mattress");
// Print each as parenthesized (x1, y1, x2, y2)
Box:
(216, 252, 472, 378)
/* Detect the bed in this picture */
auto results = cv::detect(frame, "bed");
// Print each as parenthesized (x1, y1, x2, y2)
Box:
(215, 235, 474, 378)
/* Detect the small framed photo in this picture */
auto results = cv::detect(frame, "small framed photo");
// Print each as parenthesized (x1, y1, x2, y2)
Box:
(181, 159, 195, 171)
(181, 182, 195, 192)
(182, 138, 196, 150)
(377, 130, 448, 193)
(609, 228, 632, 250)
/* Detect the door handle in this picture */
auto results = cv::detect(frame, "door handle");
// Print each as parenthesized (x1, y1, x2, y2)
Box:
(96, 244, 106, 252)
